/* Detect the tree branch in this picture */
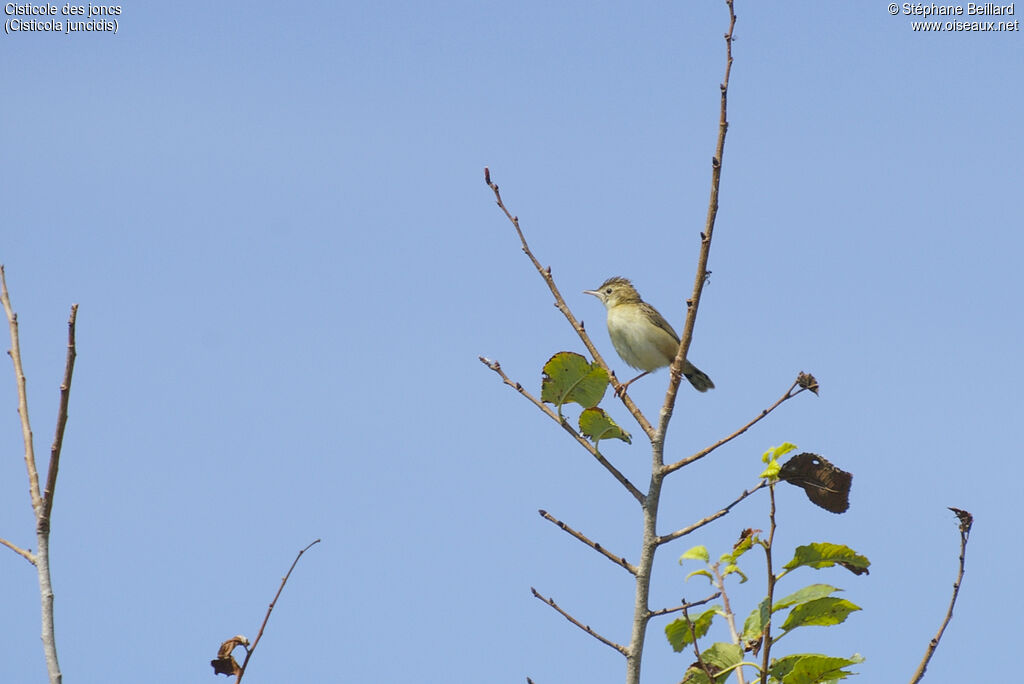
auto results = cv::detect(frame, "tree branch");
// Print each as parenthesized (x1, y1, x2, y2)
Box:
(484, 168, 655, 442)
(531, 587, 629, 656)
(236, 539, 321, 683)
(654, 0, 737, 451)
(479, 356, 644, 504)
(663, 380, 803, 476)
(648, 591, 721, 618)
(40, 305, 77, 527)
(538, 509, 637, 575)
(0, 537, 36, 565)
(657, 481, 765, 546)
(908, 509, 973, 684)
(1, 265, 43, 513)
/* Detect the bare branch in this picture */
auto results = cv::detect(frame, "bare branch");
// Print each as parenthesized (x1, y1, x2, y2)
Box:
(657, 482, 765, 546)
(908, 509, 973, 684)
(236, 539, 321, 683)
(484, 169, 655, 442)
(0, 537, 36, 565)
(531, 587, 628, 656)
(626, 7, 740, 684)
(40, 305, 78, 526)
(0, 265, 42, 512)
(479, 356, 644, 504)
(648, 591, 720, 618)
(538, 509, 637, 574)
(664, 380, 803, 476)
(654, 0, 738, 452)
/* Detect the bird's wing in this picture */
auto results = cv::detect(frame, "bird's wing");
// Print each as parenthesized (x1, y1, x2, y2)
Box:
(642, 302, 680, 342)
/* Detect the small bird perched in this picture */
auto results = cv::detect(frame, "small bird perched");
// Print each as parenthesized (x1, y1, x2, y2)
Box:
(584, 277, 714, 394)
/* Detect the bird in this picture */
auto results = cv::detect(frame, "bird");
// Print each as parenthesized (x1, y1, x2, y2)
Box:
(584, 276, 714, 395)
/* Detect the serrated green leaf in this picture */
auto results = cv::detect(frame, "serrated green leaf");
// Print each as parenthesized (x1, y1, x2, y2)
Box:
(780, 597, 861, 632)
(773, 584, 839, 611)
(665, 607, 718, 651)
(540, 352, 609, 411)
(783, 543, 870, 575)
(769, 654, 863, 683)
(681, 545, 710, 563)
(682, 643, 744, 684)
(702, 642, 744, 670)
(578, 407, 631, 444)
(742, 597, 771, 641)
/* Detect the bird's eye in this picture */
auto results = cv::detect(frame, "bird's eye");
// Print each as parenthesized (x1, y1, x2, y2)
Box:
(605, 288, 612, 294)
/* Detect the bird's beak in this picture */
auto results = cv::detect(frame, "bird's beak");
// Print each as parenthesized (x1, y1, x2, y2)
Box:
(583, 289, 599, 297)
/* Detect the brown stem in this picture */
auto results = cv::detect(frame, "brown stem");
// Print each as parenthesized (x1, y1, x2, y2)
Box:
(41, 305, 78, 526)
(531, 587, 629, 656)
(657, 482, 765, 546)
(654, 0, 737, 450)
(236, 539, 321, 683)
(908, 509, 973, 684)
(758, 486, 777, 684)
(664, 381, 802, 476)
(539, 509, 637, 574)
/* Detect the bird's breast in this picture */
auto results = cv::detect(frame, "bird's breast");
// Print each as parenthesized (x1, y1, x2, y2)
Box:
(606, 306, 679, 371)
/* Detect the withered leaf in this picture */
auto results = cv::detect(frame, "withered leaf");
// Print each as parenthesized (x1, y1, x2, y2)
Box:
(778, 452, 852, 514)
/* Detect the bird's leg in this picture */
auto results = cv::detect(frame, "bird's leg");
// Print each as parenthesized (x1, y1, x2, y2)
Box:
(615, 370, 651, 397)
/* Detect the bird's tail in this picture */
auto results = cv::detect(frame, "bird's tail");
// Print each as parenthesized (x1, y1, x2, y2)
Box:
(683, 362, 715, 392)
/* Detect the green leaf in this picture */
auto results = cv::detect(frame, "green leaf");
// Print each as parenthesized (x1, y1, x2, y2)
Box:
(783, 543, 870, 575)
(742, 597, 771, 642)
(760, 460, 781, 480)
(685, 569, 714, 583)
(769, 654, 864, 683)
(681, 643, 744, 684)
(762, 442, 798, 463)
(578, 407, 631, 444)
(720, 563, 748, 584)
(780, 597, 861, 632)
(773, 584, 839, 611)
(665, 607, 718, 651)
(540, 352, 609, 411)
(681, 545, 710, 563)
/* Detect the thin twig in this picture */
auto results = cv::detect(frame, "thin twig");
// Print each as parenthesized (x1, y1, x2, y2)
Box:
(908, 509, 973, 684)
(236, 539, 321, 683)
(538, 509, 637, 574)
(683, 604, 714, 680)
(654, 0, 738, 452)
(664, 381, 802, 476)
(531, 587, 628, 656)
(0, 537, 36, 565)
(0, 266, 42, 513)
(657, 482, 765, 546)
(484, 168, 655, 442)
(479, 356, 644, 504)
(40, 305, 77, 526)
(648, 591, 720, 618)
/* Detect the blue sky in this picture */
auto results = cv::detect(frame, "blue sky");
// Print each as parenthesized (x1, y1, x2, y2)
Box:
(1, 1, 1021, 682)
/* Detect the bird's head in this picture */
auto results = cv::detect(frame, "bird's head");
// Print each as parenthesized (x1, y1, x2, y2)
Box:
(584, 277, 642, 309)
